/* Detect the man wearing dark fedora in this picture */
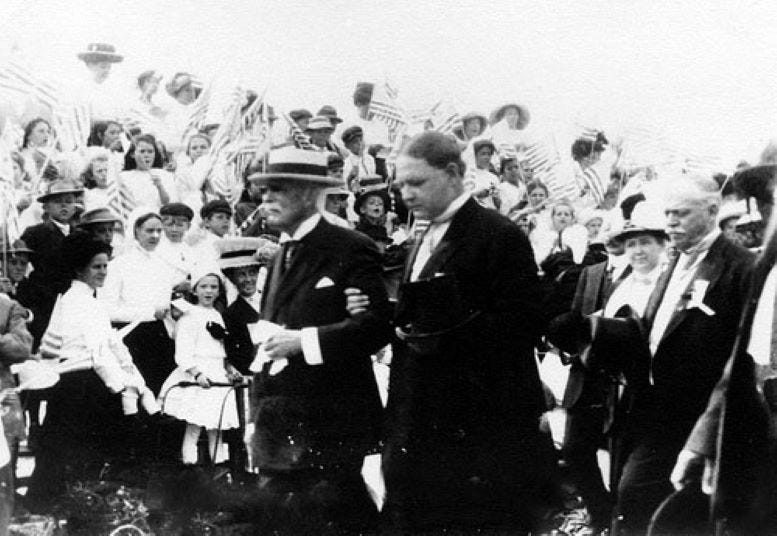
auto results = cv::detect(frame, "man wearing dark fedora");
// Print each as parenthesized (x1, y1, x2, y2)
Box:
(245, 146, 392, 532)
(381, 131, 556, 533)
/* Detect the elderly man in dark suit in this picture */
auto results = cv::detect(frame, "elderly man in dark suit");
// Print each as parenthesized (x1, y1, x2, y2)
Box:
(246, 146, 392, 533)
(592, 175, 754, 535)
(382, 132, 556, 534)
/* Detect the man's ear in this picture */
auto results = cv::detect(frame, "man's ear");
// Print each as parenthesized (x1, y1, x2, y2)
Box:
(445, 162, 462, 178)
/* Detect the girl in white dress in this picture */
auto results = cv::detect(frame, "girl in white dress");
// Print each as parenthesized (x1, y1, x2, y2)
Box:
(160, 269, 240, 464)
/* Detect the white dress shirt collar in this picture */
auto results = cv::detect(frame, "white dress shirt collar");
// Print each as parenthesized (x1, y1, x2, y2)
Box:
(280, 212, 322, 243)
(431, 192, 471, 224)
(51, 218, 70, 236)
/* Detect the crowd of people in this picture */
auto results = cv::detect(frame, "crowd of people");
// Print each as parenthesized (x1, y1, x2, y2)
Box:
(0, 42, 773, 535)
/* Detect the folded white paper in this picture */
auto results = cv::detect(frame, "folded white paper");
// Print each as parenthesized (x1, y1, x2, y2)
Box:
(248, 320, 288, 375)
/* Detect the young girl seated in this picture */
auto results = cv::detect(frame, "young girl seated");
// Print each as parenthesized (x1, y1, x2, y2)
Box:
(159, 267, 241, 465)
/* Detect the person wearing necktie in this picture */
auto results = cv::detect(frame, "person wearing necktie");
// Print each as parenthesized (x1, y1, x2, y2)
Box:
(593, 175, 754, 535)
(382, 132, 556, 533)
(244, 147, 392, 533)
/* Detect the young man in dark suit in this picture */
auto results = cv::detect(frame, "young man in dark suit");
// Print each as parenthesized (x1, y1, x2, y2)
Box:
(246, 147, 392, 533)
(383, 131, 557, 533)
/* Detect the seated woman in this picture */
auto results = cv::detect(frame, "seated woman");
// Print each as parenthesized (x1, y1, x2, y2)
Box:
(21, 118, 57, 181)
(463, 140, 501, 211)
(80, 148, 113, 210)
(25, 234, 132, 510)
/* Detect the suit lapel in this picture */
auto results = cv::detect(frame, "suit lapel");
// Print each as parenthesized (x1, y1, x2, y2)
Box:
(415, 199, 478, 281)
(264, 220, 331, 321)
(659, 236, 728, 345)
(643, 254, 678, 330)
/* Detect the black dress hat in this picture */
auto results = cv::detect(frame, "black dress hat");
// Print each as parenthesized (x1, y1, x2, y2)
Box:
(732, 164, 777, 205)
(395, 274, 481, 355)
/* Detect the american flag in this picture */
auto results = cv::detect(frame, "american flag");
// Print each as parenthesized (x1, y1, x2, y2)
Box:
(106, 176, 137, 224)
(368, 81, 407, 141)
(52, 103, 92, 151)
(0, 59, 60, 111)
(430, 101, 462, 136)
(523, 135, 578, 201)
(579, 163, 608, 206)
(282, 112, 315, 150)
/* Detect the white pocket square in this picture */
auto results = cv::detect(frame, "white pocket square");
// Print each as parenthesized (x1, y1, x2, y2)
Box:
(315, 277, 335, 289)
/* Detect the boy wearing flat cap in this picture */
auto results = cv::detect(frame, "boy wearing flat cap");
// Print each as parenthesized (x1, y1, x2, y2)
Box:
(157, 203, 197, 282)
(192, 200, 233, 265)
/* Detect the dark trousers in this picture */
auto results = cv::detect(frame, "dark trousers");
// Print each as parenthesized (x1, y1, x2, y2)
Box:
(616, 435, 684, 535)
(562, 404, 613, 528)
(256, 464, 378, 534)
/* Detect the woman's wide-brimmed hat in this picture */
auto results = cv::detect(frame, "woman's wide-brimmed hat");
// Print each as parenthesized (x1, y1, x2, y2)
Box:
(37, 179, 83, 203)
(165, 72, 198, 98)
(354, 183, 391, 214)
(612, 201, 668, 242)
(456, 112, 488, 136)
(489, 102, 531, 129)
(247, 146, 346, 187)
(77, 43, 123, 64)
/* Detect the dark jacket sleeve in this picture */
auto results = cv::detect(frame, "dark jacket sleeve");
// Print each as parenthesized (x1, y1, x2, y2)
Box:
(317, 239, 393, 364)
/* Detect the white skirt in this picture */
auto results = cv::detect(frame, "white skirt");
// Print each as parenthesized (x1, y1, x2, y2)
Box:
(159, 359, 239, 430)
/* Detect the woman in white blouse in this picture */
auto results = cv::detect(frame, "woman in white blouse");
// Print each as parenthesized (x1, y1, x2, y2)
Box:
(26, 234, 125, 508)
(100, 212, 181, 394)
(120, 134, 177, 211)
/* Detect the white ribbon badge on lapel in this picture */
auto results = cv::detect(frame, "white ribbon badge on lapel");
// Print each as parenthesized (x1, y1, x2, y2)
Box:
(685, 279, 715, 316)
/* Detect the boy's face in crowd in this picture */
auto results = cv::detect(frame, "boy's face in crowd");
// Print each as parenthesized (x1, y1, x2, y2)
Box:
(162, 215, 191, 243)
(346, 137, 363, 155)
(89, 222, 115, 245)
(475, 148, 493, 170)
(6, 255, 29, 283)
(325, 194, 348, 216)
(45, 194, 77, 224)
(205, 212, 231, 237)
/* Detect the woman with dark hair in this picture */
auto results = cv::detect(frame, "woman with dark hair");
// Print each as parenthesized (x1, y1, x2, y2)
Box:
(21, 117, 56, 178)
(87, 120, 124, 152)
(25, 233, 128, 510)
(120, 134, 177, 210)
(100, 212, 180, 395)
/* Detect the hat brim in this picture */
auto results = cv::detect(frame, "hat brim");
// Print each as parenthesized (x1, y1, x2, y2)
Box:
(78, 217, 119, 226)
(37, 189, 83, 203)
(249, 172, 345, 187)
(355, 189, 391, 214)
(489, 103, 530, 129)
(612, 227, 668, 242)
(77, 52, 123, 63)
(4, 247, 33, 255)
(220, 256, 262, 271)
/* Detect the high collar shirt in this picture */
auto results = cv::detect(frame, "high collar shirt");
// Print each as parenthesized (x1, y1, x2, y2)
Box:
(99, 242, 179, 323)
(411, 192, 470, 282)
(605, 263, 664, 318)
(649, 228, 720, 355)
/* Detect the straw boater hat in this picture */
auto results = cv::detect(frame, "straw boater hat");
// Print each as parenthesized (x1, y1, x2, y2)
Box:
(305, 116, 334, 132)
(0, 239, 33, 256)
(317, 105, 342, 125)
(489, 102, 531, 129)
(612, 201, 668, 242)
(37, 179, 83, 203)
(77, 43, 123, 64)
(217, 237, 270, 272)
(247, 146, 345, 187)
(78, 207, 120, 227)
